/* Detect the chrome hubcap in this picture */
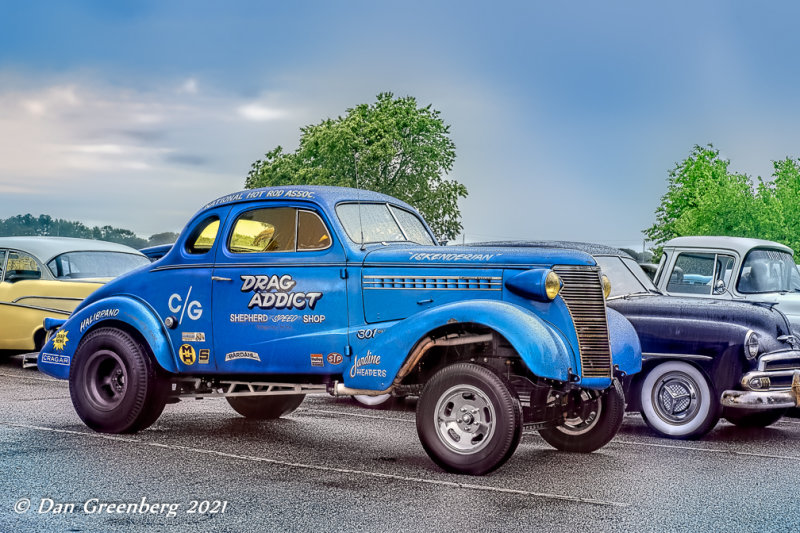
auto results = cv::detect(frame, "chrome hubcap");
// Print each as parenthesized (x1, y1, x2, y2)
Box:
(653, 371, 700, 424)
(434, 385, 496, 454)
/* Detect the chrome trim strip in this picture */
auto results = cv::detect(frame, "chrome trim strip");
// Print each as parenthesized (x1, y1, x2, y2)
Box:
(12, 295, 83, 304)
(643, 352, 713, 361)
(758, 350, 800, 372)
(0, 301, 72, 315)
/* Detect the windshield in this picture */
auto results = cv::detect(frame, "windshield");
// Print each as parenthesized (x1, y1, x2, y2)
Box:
(594, 255, 658, 297)
(336, 203, 436, 245)
(737, 248, 800, 294)
(47, 251, 150, 279)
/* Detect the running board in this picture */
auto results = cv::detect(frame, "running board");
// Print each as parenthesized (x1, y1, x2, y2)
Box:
(172, 378, 328, 399)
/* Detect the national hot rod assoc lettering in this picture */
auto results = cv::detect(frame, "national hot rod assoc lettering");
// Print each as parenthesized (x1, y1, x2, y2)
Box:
(240, 274, 323, 310)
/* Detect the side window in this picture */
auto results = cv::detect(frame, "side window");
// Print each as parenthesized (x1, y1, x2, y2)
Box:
(229, 207, 296, 253)
(4, 251, 42, 282)
(0, 250, 6, 279)
(714, 254, 736, 293)
(297, 210, 331, 251)
(667, 253, 715, 295)
(186, 216, 220, 254)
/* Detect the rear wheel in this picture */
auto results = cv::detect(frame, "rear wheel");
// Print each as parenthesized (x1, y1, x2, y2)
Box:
(539, 379, 625, 453)
(70, 328, 169, 433)
(226, 395, 305, 419)
(724, 408, 787, 428)
(416, 363, 522, 476)
(639, 361, 719, 439)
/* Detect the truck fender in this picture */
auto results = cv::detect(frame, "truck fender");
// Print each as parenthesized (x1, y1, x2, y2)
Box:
(347, 299, 574, 390)
(37, 295, 176, 380)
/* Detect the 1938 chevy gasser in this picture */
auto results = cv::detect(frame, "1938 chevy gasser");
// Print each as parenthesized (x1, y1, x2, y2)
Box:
(37, 186, 641, 475)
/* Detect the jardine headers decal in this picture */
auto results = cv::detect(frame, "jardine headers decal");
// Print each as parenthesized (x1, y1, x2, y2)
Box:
(240, 274, 323, 310)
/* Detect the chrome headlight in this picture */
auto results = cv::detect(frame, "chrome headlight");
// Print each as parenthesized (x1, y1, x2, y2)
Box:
(601, 274, 611, 299)
(545, 271, 562, 300)
(744, 330, 760, 360)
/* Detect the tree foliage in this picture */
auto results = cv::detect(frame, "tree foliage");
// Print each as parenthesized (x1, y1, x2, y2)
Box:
(0, 214, 176, 249)
(245, 92, 467, 240)
(645, 145, 800, 259)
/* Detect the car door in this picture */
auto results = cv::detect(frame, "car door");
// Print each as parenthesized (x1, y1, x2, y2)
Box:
(211, 202, 348, 374)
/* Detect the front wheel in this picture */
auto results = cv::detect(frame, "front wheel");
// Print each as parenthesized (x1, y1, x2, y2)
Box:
(724, 408, 787, 428)
(226, 395, 305, 419)
(539, 379, 625, 453)
(639, 361, 719, 439)
(70, 328, 169, 433)
(416, 363, 522, 476)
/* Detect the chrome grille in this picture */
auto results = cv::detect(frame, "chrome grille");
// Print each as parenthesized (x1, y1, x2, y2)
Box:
(552, 265, 612, 378)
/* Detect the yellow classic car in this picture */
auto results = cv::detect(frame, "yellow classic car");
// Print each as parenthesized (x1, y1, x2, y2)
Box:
(0, 237, 150, 351)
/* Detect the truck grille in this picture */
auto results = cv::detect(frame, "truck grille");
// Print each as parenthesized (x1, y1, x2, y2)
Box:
(552, 265, 612, 378)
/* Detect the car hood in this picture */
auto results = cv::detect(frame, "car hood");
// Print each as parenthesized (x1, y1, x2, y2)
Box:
(737, 292, 800, 331)
(362, 245, 595, 268)
(608, 293, 793, 339)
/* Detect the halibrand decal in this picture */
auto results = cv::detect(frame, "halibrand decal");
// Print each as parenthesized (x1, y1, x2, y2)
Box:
(80, 308, 120, 333)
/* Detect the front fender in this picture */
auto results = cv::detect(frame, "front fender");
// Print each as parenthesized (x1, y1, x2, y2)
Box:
(37, 295, 176, 380)
(606, 308, 642, 377)
(347, 299, 575, 390)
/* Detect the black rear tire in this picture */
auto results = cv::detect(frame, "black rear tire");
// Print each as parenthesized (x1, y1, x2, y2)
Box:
(226, 395, 305, 419)
(70, 328, 169, 433)
(724, 408, 787, 428)
(416, 363, 522, 476)
(539, 379, 625, 453)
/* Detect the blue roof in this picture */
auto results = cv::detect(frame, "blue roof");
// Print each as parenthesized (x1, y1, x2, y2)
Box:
(199, 185, 416, 215)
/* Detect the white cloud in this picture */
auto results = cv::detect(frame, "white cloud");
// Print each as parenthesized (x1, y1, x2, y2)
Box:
(237, 102, 288, 122)
(178, 78, 198, 95)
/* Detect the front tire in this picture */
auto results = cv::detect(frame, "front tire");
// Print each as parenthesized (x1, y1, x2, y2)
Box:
(539, 379, 625, 453)
(226, 395, 305, 419)
(639, 361, 719, 439)
(724, 408, 787, 428)
(416, 363, 522, 476)
(70, 328, 169, 433)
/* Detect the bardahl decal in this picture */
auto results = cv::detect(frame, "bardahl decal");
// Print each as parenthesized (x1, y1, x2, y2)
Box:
(182, 332, 206, 342)
(199, 349, 210, 364)
(240, 274, 323, 310)
(80, 308, 120, 333)
(52, 330, 69, 351)
(349, 350, 386, 378)
(40, 353, 70, 366)
(408, 252, 499, 261)
(327, 352, 343, 365)
(225, 351, 261, 362)
(179, 344, 196, 365)
(310, 353, 324, 367)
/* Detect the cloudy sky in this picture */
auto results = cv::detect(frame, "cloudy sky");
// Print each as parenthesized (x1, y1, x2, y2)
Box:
(2, 1, 800, 250)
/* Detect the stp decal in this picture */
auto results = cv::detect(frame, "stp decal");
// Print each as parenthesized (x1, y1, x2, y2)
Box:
(327, 352, 343, 365)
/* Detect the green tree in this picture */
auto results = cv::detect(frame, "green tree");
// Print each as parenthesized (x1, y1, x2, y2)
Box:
(245, 92, 467, 240)
(147, 232, 179, 246)
(645, 145, 760, 248)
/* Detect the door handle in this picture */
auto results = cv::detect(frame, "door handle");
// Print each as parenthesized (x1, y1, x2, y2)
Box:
(212, 276, 232, 282)
(417, 298, 433, 305)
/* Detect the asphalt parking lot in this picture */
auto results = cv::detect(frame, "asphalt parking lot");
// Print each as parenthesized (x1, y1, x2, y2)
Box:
(2, 353, 799, 533)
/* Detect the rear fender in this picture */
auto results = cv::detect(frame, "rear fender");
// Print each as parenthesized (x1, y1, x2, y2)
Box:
(347, 300, 576, 390)
(37, 295, 175, 380)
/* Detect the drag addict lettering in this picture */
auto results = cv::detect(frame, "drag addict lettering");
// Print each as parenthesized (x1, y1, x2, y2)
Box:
(240, 274, 323, 310)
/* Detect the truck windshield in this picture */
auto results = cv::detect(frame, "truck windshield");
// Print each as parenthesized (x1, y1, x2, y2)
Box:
(738, 249, 800, 294)
(336, 203, 436, 245)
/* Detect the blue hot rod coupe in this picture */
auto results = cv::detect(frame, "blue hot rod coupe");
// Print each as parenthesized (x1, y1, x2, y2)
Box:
(37, 186, 641, 475)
